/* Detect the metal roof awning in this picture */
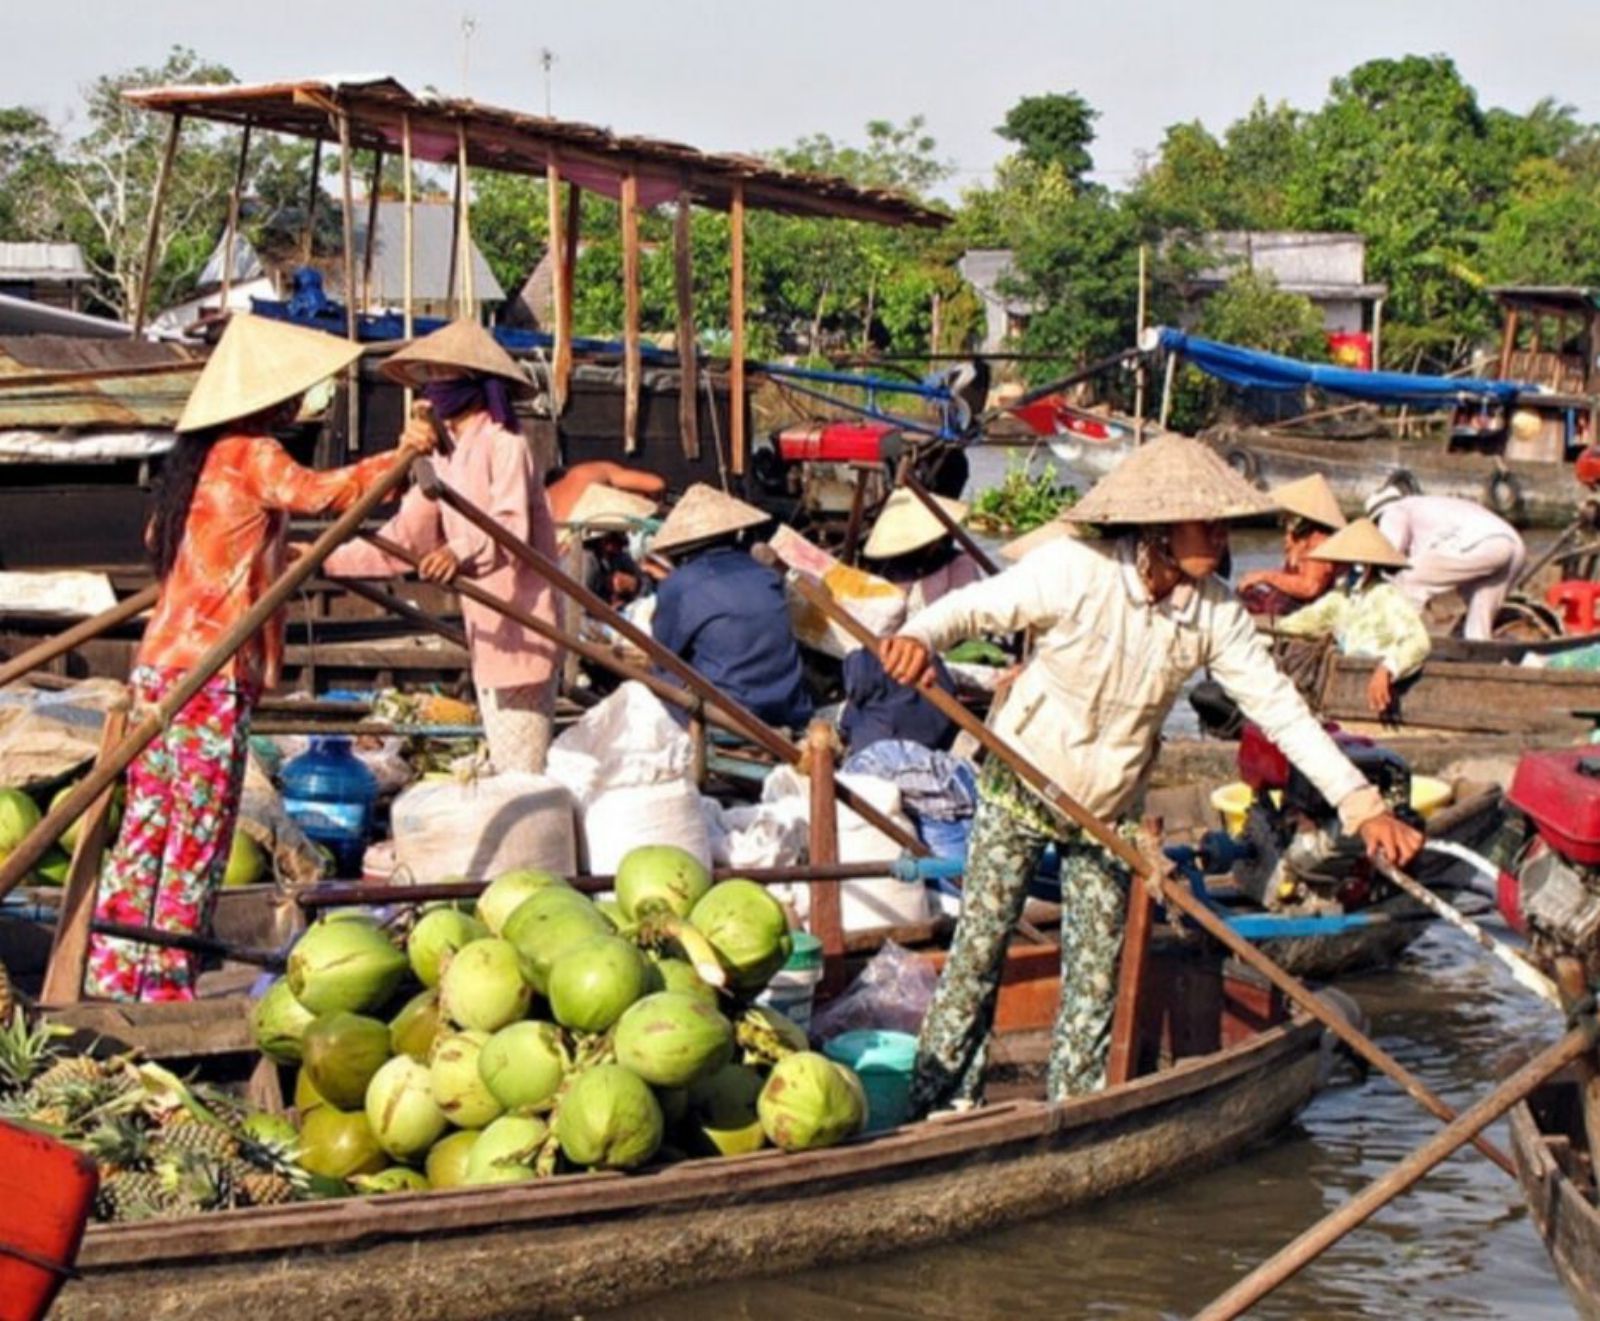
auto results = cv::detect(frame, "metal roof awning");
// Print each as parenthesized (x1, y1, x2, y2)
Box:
(124, 76, 950, 229)
(1486, 286, 1600, 313)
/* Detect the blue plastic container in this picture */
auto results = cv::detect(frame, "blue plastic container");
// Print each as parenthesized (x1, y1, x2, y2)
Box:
(280, 737, 378, 877)
(823, 1029, 918, 1132)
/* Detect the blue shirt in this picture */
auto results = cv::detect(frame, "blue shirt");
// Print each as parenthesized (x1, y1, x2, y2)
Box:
(840, 648, 957, 753)
(652, 546, 814, 730)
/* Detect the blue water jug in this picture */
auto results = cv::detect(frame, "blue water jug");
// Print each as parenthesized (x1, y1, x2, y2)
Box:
(280, 737, 378, 878)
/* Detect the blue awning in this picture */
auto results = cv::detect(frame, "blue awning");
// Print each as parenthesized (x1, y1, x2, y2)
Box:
(1157, 328, 1525, 407)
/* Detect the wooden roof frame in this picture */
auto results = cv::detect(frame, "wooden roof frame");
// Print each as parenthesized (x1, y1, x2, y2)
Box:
(123, 77, 950, 230)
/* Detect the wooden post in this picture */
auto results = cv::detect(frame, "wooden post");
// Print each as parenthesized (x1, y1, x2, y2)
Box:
(621, 167, 641, 453)
(841, 467, 870, 565)
(1105, 824, 1158, 1086)
(456, 121, 476, 314)
(1158, 350, 1178, 430)
(805, 720, 846, 990)
(673, 188, 701, 459)
(447, 153, 462, 320)
(300, 136, 324, 266)
(558, 182, 580, 407)
(729, 182, 747, 475)
(337, 111, 360, 453)
(0, 584, 158, 690)
(1134, 244, 1148, 443)
(219, 124, 252, 316)
(401, 113, 415, 410)
(688, 708, 708, 788)
(361, 148, 384, 314)
(546, 152, 569, 414)
(39, 707, 129, 1005)
(132, 114, 183, 337)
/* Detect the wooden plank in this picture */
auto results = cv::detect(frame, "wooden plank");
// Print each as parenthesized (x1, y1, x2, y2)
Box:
(1319, 654, 1600, 734)
(1106, 874, 1156, 1086)
(673, 189, 700, 459)
(132, 115, 183, 336)
(545, 151, 569, 414)
(621, 168, 642, 453)
(729, 182, 747, 475)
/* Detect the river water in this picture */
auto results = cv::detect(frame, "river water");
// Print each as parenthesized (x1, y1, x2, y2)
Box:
(613, 442, 1577, 1319)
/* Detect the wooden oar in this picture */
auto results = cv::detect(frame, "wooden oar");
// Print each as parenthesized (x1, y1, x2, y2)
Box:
(898, 470, 999, 576)
(781, 564, 1519, 1175)
(0, 583, 159, 690)
(1194, 1022, 1596, 1320)
(0, 452, 416, 902)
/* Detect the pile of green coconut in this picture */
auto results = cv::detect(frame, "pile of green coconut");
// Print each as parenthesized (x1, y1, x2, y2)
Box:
(252, 845, 867, 1191)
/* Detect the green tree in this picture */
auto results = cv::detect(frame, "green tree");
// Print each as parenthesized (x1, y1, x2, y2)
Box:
(1481, 157, 1600, 286)
(0, 108, 66, 239)
(995, 93, 1098, 182)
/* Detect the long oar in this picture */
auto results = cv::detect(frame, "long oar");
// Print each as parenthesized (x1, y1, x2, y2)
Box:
(0, 452, 417, 902)
(1194, 1022, 1595, 1320)
(0, 582, 160, 690)
(781, 564, 1518, 1175)
(897, 470, 999, 576)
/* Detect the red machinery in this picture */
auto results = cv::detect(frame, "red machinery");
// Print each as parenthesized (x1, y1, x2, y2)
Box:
(0, 1119, 98, 1321)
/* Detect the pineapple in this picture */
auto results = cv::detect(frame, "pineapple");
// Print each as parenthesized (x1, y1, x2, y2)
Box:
(158, 1150, 233, 1213)
(0, 959, 13, 1025)
(0, 1007, 62, 1093)
(97, 1169, 173, 1223)
(84, 1115, 154, 1174)
(157, 1113, 240, 1162)
(238, 1169, 296, 1206)
(33, 1055, 105, 1092)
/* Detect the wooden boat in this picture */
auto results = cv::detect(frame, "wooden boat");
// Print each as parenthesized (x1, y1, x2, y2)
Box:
(52, 963, 1323, 1320)
(1510, 1078, 1600, 1320)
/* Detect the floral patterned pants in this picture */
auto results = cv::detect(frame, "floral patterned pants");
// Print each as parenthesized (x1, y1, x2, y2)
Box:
(85, 666, 252, 1002)
(910, 764, 1132, 1112)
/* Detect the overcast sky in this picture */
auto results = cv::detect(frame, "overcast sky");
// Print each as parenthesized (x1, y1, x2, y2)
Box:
(12, 0, 1600, 197)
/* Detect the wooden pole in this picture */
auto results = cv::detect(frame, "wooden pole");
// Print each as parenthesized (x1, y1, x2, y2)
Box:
(546, 151, 569, 415)
(300, 136, 324, 266)
(1194, 1025, 1596, 1321)
(674, 188, 701, 459)
(806, 720, 847, 992)
(337, 110, 360, 454)
(361, 148, 384, 314)
(729, 182, 747, 476)
(447, 152, 462, 320)
(0, 584, 158, 690)
(326, 575, 469, 649)
(1134, 244, 1148, 444)
(841, 467, 871, 565)
(557, 182, 580, 406)
(401, 113, 415, 411)
(1105, 838, 1156, 1086)
(219, 124, 252, 316)
(0, 453, 416, 901)
(779, 563, 1519, 1175)
(132, 115, 183, 337)
(899, 470, 998, 575)
(621, 167, 641, 453)
(1158, 351, 1178, 431)
(456, 121, 475, 314)
(1554, 957, 1600, 1180)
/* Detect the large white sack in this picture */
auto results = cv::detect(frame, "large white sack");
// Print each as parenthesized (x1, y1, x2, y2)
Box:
(391, 771, 576, 883)
(583, 780, 711, 873)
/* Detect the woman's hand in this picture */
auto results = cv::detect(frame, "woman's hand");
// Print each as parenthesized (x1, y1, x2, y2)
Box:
(1366, 664, 1395, 715)
(1238, 570, 1268, 590)
(418, 547, 460, 583)
(879, 635, 934, 687)
(1357, 811, 1424, 867)
(398, 414, 440, 457)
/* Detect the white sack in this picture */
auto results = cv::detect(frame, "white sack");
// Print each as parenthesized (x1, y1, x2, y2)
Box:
(391, 770, 577, 883)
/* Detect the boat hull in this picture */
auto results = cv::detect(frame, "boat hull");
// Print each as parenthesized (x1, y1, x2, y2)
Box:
(1510, 1082, 1600, 1321)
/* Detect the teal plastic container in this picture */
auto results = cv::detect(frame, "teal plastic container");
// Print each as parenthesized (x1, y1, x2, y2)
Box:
(823, 1028, 918, 1132)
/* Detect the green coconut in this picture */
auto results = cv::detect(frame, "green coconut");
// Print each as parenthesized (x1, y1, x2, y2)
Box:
(296, 1105, 386, 1180)
(649, 956, 718, 1005)
(251, 978, 318, 1065)
(351, 1166, 430, 1194)
(388, 987, 444, 1062)
(222, 829, 266, 888)
(757, 1052, 867, 1152)
(440, 937, 533, 1032)
(294, 1068, 329, 1119)
(301, 1011, 392, 1110)
(655, 1085, 690, 1129)
(686, 1063, 767, 1156)
(407, 908, 488, 988)
(365, 1055, 449, 1161)
(425, 1129, 480, 1189)
(35, 848, 71, 887)
(614, 992, 735, 1089)
(0, 787, 42, 876)
(478, 1020, 568, 1114)
(616, 844, 712, 921)
(286, 919, 408, 1015)
(743, 1004, 811, 1056)
(241, 1111, 300, 1149)
(595, 897, 625, 931)
(547, 935, 649, 1033)
(478, 868, 567, 935)
(429, 1030, 504, 1129)
(49, 782, 122, 855)
(554, 1064, 663, 1171)
(464, 1114, 550, 1185)
(689, 880, 793, 992)
(502, 887, 611, 994)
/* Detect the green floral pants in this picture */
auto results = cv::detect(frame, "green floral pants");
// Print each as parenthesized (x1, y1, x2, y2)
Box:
(910, 764, 1132, 1111)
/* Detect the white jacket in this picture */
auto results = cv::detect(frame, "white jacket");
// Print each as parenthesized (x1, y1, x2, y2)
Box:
(900, 535, 1380, 830)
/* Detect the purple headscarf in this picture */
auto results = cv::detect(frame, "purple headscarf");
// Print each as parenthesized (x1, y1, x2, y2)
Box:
(420, 374, 518, 430)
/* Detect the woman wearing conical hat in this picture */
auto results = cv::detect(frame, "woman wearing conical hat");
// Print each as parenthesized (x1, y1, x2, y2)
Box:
(1276, 518, 1431, 717)
(324, 320, 564, 774)
(88, 315, 438, 1002)
(876, 434, 1423, 1110)
(1237, 473, 1347, 616)
(648, 483, 813, 730)
(861, 488, 984, 618)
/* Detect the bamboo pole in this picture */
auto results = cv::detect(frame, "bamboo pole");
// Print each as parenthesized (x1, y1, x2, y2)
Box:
(780, 564, 1519, 1176)
(0, 453, 416, 901)
(729, 182, 747, 475)
(456, 121, 475, 314)
(447, 153, 462, 320)
(546, 151, 569, 414)
(132, 115, 183, 337)
(326, 575, 469, 649)
(1134, 244, 1148, 444)
(401, 113, 415, 411)
(1158, 351, 1178, 430)
(337, 110, 360, 454)
(361, 148, 384, 314)
(899, 469, 998, 575)
(1194, 1025, 1596, 1321)
(0, 585, 159, 690)
(219, 124, 252, 315)
(621, 167, 641, 452)
(674, 188, 701, 459)
(555, 181, 579, 407)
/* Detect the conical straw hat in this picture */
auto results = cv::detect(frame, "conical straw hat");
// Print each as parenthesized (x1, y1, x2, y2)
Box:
(1272, 474, 1346, 530)
(999, 518, 1074, 563)
(381, 319, 532, 390)
(863, 488, 969, 559)
(564, 483, 660, 534)
(1307, 518, 1408, 568)
(1063, 433, 1278, 525)
(176, 314, 363, 433)
(650, 483, 770, 555)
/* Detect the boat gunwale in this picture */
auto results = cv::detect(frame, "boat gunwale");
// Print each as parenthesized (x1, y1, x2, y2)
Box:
(1510, 1088, 1600, 1319)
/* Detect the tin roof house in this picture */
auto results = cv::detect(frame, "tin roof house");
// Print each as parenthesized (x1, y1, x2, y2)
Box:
(0, 243, 94, 312)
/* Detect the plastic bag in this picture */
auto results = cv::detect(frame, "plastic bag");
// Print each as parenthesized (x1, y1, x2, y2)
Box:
(768, 525, 906, 660)
(810, 940, 939, 1043)
(390, 769, 577, 882)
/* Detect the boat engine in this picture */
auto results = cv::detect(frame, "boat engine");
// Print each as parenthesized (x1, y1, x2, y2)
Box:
(1230, 724, 1423, 912)
(1501, 748, 1600, 980)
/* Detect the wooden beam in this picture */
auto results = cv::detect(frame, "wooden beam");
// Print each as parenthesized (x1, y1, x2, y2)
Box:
(545, 151, 570, 414)
(805, 720, 846, 993)
(447, 151, 462, 320)
(729, 181, 747, 475)
(337, 110, 360, 453)
(560, 182, 580, 404)
(673, 189, 700, 459)
(219, 124, 252, 314)
(1105, 848, 1156, 1086)
(621, 167, 641, 453)
(361, 148, 384, 313)
(132, 115, 183, 336)
(457, 120, 476, 314)
(401, 113, 415, 410)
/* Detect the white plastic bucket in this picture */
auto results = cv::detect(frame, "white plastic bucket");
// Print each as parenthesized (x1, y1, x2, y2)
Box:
(756, 932, 824, 1032)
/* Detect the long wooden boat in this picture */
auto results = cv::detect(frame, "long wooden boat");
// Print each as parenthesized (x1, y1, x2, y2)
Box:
(53, 985, 1323, 1320)
(1510, 1078, 1600, 1320)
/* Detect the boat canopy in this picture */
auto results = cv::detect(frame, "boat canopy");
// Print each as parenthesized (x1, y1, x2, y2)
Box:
(1156, 328, 1526, 407)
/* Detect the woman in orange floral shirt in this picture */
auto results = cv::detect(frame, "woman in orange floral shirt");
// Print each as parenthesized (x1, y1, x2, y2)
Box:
(88, 316, 434, 1001)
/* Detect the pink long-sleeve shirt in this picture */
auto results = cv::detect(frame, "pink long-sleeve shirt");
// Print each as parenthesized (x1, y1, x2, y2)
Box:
(324, 411, 562, 691)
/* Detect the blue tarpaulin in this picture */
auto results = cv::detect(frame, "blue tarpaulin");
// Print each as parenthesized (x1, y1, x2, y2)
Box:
(1157, 328, 1526, 407)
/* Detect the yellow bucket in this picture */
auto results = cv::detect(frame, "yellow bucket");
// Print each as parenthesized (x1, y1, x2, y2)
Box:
(1210, 776, 1453, 836)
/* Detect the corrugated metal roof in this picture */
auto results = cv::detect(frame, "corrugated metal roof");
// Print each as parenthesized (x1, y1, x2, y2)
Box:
(349, 202, 504, 304)
(0, 243, 90, 282)
(0, 292, 128, 338)
(0, 335, 201, 431)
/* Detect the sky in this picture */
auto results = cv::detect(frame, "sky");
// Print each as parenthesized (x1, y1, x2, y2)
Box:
(11, 0, 1600, 199)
